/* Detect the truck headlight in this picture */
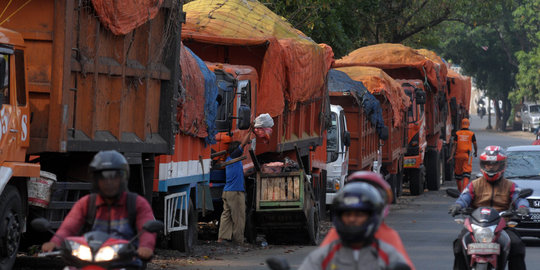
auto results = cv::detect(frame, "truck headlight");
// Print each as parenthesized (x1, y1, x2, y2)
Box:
(472, 224, 496, 243)
(326, 177, 341, 192)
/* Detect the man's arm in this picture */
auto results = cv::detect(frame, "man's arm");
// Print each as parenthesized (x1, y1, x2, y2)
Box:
(135, 196, 157, 250)
(44, 196, 88, 250)
(472, 133, 478, 157)
(510, 183, 530, 209)
(455, 182, 474, 208)
(448, 139, 457, 162)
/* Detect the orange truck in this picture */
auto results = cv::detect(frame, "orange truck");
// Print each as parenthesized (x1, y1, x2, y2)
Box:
(0, 0, 183, 266)
(182, 0, 331, 244)
(336, 44, 451, 194)
(331, 66, 409, 201)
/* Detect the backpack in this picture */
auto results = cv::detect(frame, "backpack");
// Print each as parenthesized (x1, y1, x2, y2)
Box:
(81, 191, 138, 235)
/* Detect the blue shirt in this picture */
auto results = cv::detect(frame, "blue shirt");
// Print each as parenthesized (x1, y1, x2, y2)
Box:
(224, 146, 245, 192)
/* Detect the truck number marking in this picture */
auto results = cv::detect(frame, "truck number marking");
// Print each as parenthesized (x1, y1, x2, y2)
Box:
(21, 114, 28, 141)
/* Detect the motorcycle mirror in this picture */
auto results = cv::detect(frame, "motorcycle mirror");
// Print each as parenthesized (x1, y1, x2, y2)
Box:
(518, 188, 533, 198)
(454, 218, 464, 225)
(446, 189, 461, 198)
(500, 211, 514, 218)
(266, 257, 290, 270)
(142, 220, 164, 233)
(388, 262, 411, 270)
(31, 218, 53, 233)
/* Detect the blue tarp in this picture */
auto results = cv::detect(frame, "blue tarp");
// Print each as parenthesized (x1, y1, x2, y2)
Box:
(187, 47, 218, 145)
(327, 69, 387, 139)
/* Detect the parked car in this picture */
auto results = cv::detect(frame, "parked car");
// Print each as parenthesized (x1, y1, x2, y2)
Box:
(521, 103, 540, 132)
(505, 145, 540, 237)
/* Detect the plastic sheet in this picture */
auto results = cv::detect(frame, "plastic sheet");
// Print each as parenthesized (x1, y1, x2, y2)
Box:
(182, 0, 332, 117)
(91, 0, 163, 35)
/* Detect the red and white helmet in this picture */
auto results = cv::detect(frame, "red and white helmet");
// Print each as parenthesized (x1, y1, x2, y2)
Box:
(479, 146, 507, 182)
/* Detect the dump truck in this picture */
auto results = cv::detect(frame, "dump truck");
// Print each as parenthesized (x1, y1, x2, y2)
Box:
(182, 0, 332, 244)
(326, 69, 384, 203)
(332, 66, 409, 201)
(0, 1, 183, 267)
(152, 43, 218, 253)
(335, 44, 450, 194)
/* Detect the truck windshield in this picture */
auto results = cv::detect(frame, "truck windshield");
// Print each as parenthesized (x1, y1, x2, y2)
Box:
(327, 112, 338, 161)
(0, 54, 9, 105)
(530, 105, 540, 113)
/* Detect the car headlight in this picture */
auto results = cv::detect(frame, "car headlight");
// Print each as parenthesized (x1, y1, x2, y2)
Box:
(95, 244, 125, 262)
(471, 224, 496, 243)
(67, 241, 92, 261)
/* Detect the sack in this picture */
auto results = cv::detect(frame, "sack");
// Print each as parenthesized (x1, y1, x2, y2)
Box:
(254, 127, 273, 144)
(254, 113, 274, 128)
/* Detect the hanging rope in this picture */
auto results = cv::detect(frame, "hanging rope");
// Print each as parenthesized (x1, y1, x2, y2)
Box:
(0, 0, 32, 26)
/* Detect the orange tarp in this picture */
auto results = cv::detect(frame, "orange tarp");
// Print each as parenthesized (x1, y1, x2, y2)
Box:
(183, 0, 332, 117)
(447, 69, 472, 112)
(335, 44, 447, 92)
(91, 0, 163, 35)
(335, 66, 410, 127)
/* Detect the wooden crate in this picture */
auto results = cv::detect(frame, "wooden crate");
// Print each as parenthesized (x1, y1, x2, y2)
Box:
(256, 170, 304, 211)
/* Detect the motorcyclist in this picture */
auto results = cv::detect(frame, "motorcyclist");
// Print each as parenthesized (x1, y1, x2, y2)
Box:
(320, 171, 415, 270)
(41, 150, 157, 260)
(299, 182, 409, 270)
(449, 145, 530, 270)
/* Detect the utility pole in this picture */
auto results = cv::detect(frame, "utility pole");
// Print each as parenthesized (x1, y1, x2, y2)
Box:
(487, 99, 493, 130)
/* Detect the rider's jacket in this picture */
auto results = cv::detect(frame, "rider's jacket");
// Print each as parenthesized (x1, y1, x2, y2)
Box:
(50, 191, 156, 249)
(454, 128, 476, 158)
(321, 223, 415, 270)
(299, 238, 408, 270)
(455, 176, 529, 212)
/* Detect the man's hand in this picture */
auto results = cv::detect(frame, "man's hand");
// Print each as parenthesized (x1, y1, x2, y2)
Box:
(474, 152, 477, 157)
(137, 247, 154, 260)
(42, 241, 57, 252)
(449, 204, 462, 217)
(517, 207, 530, 216)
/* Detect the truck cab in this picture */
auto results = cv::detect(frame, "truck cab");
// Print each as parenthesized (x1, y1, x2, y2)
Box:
(399, 80, 427, 195)
(325, 104, 350, 205)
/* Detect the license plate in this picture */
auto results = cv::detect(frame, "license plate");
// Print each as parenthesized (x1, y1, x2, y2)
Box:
(467, 243, 500, 255)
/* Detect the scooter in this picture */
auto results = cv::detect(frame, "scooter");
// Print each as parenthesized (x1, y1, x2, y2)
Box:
(31, 218, 163, 270)
(447, 188, 532, 270)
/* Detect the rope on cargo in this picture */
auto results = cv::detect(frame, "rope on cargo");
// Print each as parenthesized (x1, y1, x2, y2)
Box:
(0, 0, 32, 26)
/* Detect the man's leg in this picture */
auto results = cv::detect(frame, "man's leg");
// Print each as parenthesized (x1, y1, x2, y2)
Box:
(230, 191, 246, 243)
(454, 157, 465, 192)
(218, 192, 233, 241)
(506, 228, 526, 270)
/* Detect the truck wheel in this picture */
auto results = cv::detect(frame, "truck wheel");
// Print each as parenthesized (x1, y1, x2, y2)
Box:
(426, 149, 442, 191)
(396, 170, 403, 197)
(0, 185, 23, 270)
(169, 199, 197, 253)
(409, 167, 425, 195)
(245, 209, 257, 244)
(307, 206, 320, 245)
(388, 174, 398, 204)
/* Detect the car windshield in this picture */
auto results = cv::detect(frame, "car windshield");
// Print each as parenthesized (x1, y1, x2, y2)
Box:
(530, 105, 540, 113)
(506, 150, 540, 178)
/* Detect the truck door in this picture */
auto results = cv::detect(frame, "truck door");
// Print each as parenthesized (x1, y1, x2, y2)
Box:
(0, 47, 29, 163)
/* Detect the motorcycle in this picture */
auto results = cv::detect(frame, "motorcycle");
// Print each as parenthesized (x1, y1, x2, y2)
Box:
(265, 257, 411, 270)
(31, 218, 163, 270)
(447, 188, 532, 270)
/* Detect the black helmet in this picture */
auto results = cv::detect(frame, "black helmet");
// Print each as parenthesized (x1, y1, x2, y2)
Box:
(89, 150, 129, 198)
(331, 182, 384, 247)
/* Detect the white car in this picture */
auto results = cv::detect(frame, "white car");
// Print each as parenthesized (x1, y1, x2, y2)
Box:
(521, 103, 540, 132)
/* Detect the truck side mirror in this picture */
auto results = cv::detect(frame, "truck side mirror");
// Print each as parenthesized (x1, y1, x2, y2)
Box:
(237, 105, 251, 130)
(343, 131, 351, 147)
(415, 89, 426, 105)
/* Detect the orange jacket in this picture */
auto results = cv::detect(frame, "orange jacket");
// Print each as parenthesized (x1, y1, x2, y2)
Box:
(321, 222, 415, 270)
(454, 129, 476, 158)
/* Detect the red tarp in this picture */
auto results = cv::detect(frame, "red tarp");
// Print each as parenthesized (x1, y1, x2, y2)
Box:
(447, 68, 472, 112)
(335, 44, 447, 93)
(335, 66, 410, 127)
(91, 0, 163, 35)
(182, 0, 332, 117)
(177, 42, 207, 138)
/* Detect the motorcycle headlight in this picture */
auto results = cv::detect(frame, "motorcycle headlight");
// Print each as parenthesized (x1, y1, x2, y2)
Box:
(67, 241, 92, 261)
(471, 224, 496, 243)
(95, 244, 125, 262)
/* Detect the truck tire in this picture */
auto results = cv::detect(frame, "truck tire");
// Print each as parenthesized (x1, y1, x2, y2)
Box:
(245, 209, 257, 244)
(388, 174, 398, 204)
(396, 170, 403, 197)
(169, 199, 197, 253)
(0, 185, 23, 270)
(408, 167, 425, 196)
(426, 149, 442, 191)
(307, 206, 320, 245)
